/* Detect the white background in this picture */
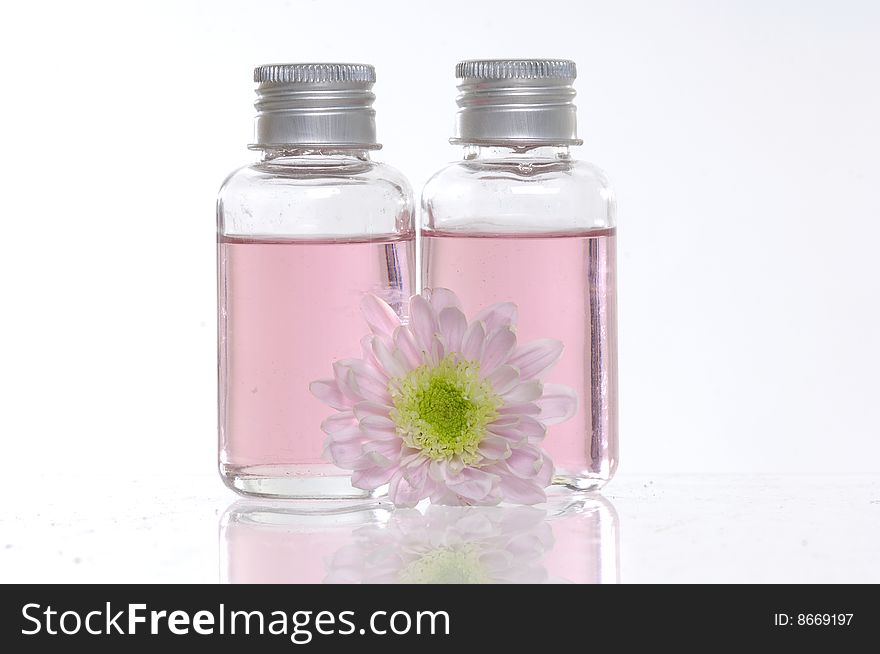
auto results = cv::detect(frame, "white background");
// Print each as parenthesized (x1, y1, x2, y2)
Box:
(1, 0, 878, 479)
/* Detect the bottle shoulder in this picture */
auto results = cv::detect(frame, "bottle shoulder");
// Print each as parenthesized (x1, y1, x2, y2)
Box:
(424, 157, 613, 192)
(218, 157, 414, 240)
(422, 157, 616, 234)
(219, 158, 413, 200)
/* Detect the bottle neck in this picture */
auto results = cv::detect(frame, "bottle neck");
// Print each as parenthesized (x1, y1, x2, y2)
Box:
(258, 147, 371, 164)
(460, 144, 571, 161)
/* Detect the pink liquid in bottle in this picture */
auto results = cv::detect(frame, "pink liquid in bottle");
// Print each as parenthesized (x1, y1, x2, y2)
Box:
(219, 235, 415, 497)
(422, 228, 618, 488)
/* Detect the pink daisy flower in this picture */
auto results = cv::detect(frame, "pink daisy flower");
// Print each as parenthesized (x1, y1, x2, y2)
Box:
(309, 288, 577, 507)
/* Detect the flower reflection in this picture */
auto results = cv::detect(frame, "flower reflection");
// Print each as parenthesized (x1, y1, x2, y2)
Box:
(220, 496, 618, 584)
(326, 506, 552, 583)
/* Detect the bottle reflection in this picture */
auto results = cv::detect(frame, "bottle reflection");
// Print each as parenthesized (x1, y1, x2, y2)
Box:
(220, 496, 619, 584)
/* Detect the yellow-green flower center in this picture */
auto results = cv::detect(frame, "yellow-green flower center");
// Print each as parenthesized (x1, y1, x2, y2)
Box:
(390, 355, 501, 464)
(398, 545, 491, 584)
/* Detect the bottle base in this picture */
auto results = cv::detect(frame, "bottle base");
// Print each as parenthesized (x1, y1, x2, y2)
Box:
(220, 463, 383, 501)
(220, 465, 612, 501)
(551, 473, 612, 493)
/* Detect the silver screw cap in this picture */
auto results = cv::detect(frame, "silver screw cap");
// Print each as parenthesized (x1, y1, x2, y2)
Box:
(251, 63, 380, 150)
(452, 59, 582, 146)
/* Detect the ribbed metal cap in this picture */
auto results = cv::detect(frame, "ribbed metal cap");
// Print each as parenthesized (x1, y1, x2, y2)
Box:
(452, 58, 582, 146)
(250, 63, 380, 150)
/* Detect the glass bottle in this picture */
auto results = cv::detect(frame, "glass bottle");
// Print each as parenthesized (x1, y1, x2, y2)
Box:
(218, 64, 415, 499)
(422, 60, 618, 491)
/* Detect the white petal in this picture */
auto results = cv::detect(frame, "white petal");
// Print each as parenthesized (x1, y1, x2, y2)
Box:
(498, 402, 540, 416)
(360, 294, 400, 336)
(505, 444, 544, 478)
(334, 360, 367, 402)
(320, 411, 357, 434)
(445, 456, 466, 476)
(461, 321, 485, 361)
(363, 438, 403, 461)
(536, 384, 578, 425)
(430, 488, 466, 506)
(325, 440, 369, 469)
(477, 435, 511, 461)
(359, 334, 389, 374)
(429, 334, 445, 365)
(474, 302, 518, 333)
(337, 376, 365, 404)
(399, 450, 425, 468)
(507, 339, 564, 380)
(489, 415, 520, 428)
(438, 307, 467, 354)
(426, 287, 462, 313)
(502, 380, 543, 403)
(498, 475, 547, 504)
(516, 416, 547, 441)
(309, 379, 350, 410)
(359, 415, 398, 439)
(487, 415, 546, 445)
(321, 412, 363, 442)
(427, 459, 447, 481)
(389, 467, 431, 507)
(322, 425, 363, 443)
(394, 348, 415, 374)
(393, 326, 423, 370)
(351, 465, 396, 490)
(352, 402, 392, 421)
(486, 365, 520, 395)
(445, 467, 497, 502)
(486, 422, 527, 446)
(372, 336, 408, 379)
(403, 458, 430, 484)
(347, 364, 391, 404)
(480, 327, 517, 374)
(535, 452, 554, 486)
(349, 359, 386, 385)
(409, 294, 439, 353)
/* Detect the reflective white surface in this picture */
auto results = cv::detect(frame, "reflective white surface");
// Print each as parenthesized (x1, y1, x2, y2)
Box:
(1, 474, 877, 583)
